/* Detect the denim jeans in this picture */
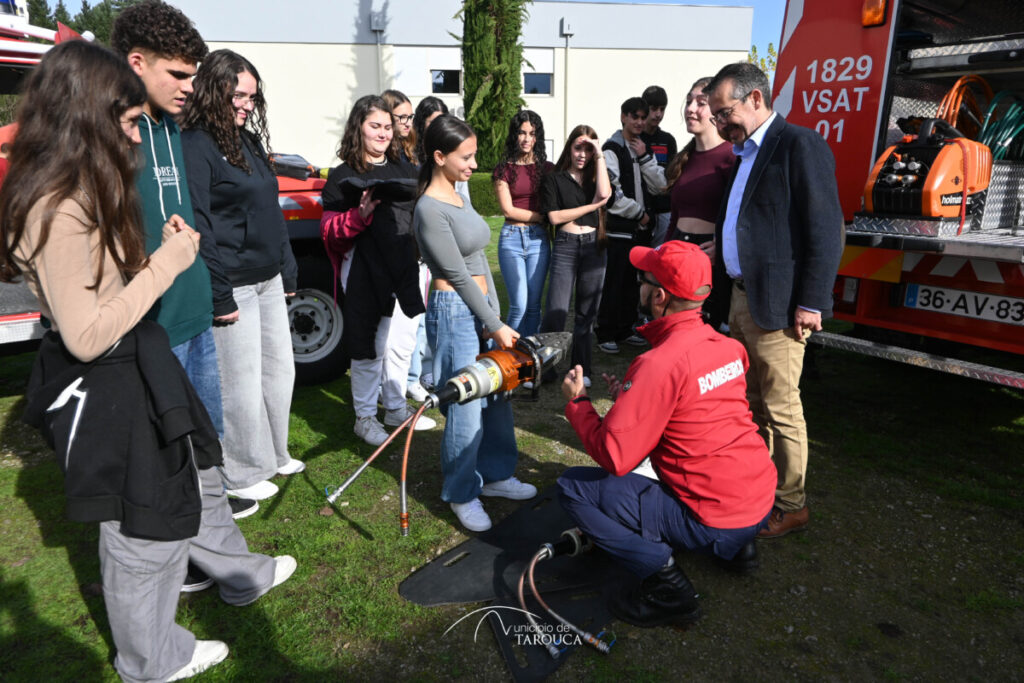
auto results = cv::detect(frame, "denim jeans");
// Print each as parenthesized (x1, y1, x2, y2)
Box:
(497, 223, 550, 337)
(171, 327, 223, 437)
(426, 290, 519, 504)
(211, 274, 295, 489)
(541, 230, 607, 378)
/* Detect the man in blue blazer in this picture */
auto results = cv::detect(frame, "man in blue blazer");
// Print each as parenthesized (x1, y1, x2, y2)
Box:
(705, 62, 844, 538)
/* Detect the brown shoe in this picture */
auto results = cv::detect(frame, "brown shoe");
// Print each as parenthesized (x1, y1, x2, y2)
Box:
(757, 505, 809, 539)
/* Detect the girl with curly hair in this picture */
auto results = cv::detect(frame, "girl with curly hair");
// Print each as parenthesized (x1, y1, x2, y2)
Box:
(181, 50, 303, 500)
(492, 110, 552, 336)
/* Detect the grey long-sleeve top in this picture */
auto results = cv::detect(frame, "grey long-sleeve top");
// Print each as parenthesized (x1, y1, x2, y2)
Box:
(413, 193, 502, 333)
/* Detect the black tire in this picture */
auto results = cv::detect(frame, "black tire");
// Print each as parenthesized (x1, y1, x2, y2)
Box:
(289, 255, 347, 385)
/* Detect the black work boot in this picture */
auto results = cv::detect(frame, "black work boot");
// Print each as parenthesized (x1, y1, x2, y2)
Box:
(609, 563, 702, 628)
(714, 540, 760, 574)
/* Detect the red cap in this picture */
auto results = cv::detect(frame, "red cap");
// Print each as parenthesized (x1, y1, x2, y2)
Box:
(629, 240, 712, 301)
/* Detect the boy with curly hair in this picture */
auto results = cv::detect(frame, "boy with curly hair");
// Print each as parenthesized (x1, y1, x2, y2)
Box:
(108, 3, 295, 680)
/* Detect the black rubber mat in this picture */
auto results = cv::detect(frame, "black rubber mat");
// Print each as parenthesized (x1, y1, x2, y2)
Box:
(399, 486, 627, 606)
(399, 486, 632, 681)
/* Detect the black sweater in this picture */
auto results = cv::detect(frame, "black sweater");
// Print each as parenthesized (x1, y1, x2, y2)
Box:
(181, 128, 298, 317)
(23, 321, 222, 541)
(322, 159, 424, 360)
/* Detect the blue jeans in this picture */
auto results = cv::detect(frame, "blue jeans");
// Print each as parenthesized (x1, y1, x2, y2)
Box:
(426, 290, 519, 504)
(558, 467, 769, 577)
(171, 327, 224, 437)
(497, 223, 550, 337)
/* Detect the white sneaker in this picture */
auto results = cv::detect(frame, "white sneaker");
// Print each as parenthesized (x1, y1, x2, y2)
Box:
(354, 415, 388, 447)
(598, 341, 619, 354)
(225, 480, 279, 500)
(166, 640, 229, 681)
(407, 382, 430, 403)
(384, 405, 437, 431)
(582, 376, 592, 388)
(235, 555, 298, 607)
(624, 334, 648, 346)
(451, 499, 492, 532)
(276, 457, 306, 475)
(480, 476, 537, 500)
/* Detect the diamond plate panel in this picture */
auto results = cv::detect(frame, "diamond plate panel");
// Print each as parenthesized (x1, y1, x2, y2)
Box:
(908, 38, 1024, 60)
(811, 332, 1024, 390)
(901, 1, 1024, 47)
(851, 214, 966, 238)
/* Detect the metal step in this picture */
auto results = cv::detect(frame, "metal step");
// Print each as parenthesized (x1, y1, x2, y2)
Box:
(810, 331, 1024, 389)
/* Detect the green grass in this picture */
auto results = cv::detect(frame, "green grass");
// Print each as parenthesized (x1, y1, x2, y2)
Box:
(2, 222, 1024, 679)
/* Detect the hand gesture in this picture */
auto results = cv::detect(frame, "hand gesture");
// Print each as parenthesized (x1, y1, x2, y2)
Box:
(699, 238, 716, 260)
(601, 372, 622, 401)
(491, 324, 520, 349)
(562, 365, 587, 401)
(628, 137, 647, 158)
(358, 188, 381, 220)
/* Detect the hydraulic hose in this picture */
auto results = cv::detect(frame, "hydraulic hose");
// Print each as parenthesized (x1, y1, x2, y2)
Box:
(527, 544, 614, 654)
(399, 400, 432, 536)
(324, 407, 422, 505)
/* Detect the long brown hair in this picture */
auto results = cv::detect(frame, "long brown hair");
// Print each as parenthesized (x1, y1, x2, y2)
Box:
(665, 77, 714, 189)
(553, 124, 606, 243)
(381, 89, 416, 163)
(181, 49, 271, 174)
(337, 95, 399, 173)
(0, 40, 148, 288)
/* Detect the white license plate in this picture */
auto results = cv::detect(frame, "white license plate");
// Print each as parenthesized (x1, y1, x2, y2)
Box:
(904, 284, 1024, 327)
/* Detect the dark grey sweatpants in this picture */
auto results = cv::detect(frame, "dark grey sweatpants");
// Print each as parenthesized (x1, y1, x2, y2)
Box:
(99, 467, 275, 682)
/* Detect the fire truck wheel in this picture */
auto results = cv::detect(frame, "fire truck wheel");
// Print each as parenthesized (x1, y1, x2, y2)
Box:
(289, 255, 347, 385)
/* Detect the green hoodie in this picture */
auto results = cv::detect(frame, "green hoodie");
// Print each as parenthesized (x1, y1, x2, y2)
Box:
(137, 112, 214, 347)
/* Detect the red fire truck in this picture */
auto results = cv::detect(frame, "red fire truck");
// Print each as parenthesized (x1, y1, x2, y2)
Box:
(774, 0, 1024, 388)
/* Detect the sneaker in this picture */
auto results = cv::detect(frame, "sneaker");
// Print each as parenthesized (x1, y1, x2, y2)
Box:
(407, 382, 430, 403)
(384, 405, 437, 431)
(624, 334, 648, 346)
(166, 640, 229, 681)
(480, 476, 537, 500)
(225, 479, 279, 500)
(181, 563, 214, 593)
(228, 497, 259, 520)
(235, 555, 298, 607)
(354, 415, 389, 447)
(598, 341, 619, 354)
(582, 376, 592, 388)
(451, 499, 492, 532)
(276, 457, 306, 475)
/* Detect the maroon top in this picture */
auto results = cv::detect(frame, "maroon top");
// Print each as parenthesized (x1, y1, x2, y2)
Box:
(493, 161, 553, 213)
(669, 142, 736, 227)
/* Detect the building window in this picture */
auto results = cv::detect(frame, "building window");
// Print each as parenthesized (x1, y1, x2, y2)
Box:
(431, 69, 460, 94)
(524, 73, 553, 95)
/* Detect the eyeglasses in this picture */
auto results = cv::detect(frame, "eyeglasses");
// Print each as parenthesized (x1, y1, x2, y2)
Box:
(232, 92, 261, 106)
(394, 114, 413, 124)
(637, 273, 661, 288)
(710, 94, 748, 124)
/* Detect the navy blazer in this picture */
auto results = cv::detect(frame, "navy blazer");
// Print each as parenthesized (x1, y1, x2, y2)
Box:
(715, 115, 844, 331)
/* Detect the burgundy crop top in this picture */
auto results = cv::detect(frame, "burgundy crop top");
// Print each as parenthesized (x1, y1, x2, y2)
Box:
(493, 161, 553, 213)
(668, 142, 736, 226)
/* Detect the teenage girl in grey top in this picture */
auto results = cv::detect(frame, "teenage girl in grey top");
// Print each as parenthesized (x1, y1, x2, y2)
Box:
(413, 115, 537, 533)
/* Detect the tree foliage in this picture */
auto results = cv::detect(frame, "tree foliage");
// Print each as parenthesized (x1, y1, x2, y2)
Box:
(27, 0, 141, 44)
(748, 42, 778, 78)
(458, 0, 530, 171)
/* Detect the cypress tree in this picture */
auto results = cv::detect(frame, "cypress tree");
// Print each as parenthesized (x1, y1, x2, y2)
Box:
(459, 0, 530, 170)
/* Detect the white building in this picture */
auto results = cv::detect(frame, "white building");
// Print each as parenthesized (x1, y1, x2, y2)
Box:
(170, 1, 752, 168)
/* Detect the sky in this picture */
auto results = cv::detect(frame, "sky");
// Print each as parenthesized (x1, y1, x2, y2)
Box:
(41, 0, 786, 55)
(553, 0, 786, 56)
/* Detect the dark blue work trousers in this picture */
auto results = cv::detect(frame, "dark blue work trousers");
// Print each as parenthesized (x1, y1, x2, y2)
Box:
(558, 466, 769, 578)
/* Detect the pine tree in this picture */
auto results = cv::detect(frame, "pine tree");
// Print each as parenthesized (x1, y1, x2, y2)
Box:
(458, 0, 531, 170)
(26, 0, 55, 29)
(52, 0, 72, 27)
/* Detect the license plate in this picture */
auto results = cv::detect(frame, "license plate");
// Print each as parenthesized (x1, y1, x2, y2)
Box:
(904, 284, 1024, 326)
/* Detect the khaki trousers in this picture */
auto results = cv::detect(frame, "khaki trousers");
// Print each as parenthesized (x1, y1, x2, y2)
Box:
(729, 284, 808, 511)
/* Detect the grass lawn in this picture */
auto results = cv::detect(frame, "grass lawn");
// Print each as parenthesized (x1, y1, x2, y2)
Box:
(2, 217, 1023, 680)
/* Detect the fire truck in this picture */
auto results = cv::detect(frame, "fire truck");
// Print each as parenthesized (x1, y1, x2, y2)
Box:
(0, 7, 344, 384)
(774, 0, 1024, 389)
